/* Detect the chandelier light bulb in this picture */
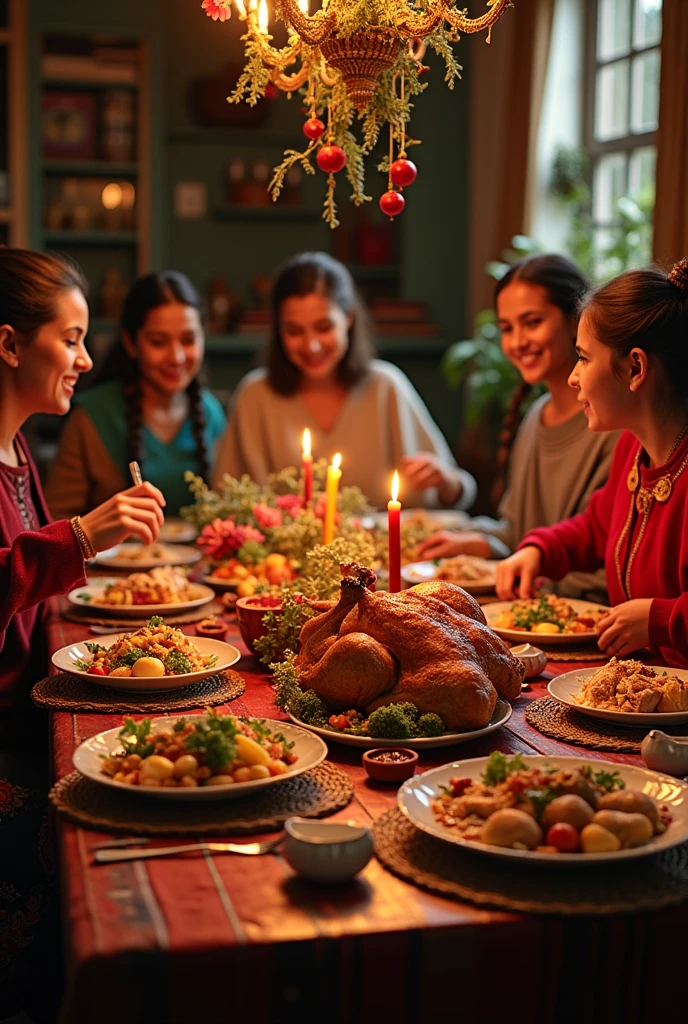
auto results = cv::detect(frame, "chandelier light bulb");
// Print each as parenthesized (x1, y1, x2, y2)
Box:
(257, 0, 269, 33)
(297, 0, 309, 13)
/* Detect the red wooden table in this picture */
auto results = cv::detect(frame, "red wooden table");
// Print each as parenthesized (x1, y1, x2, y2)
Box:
(45, 599, 688, 1024)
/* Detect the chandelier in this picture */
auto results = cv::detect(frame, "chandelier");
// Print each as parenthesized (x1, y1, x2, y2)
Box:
(202, 1, 514, 227)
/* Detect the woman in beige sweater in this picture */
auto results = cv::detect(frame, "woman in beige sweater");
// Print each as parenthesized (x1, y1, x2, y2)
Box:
(213, 252, 476, 511)
(419, 255, 619, 601)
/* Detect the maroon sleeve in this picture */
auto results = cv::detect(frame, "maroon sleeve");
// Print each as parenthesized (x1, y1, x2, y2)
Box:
(649, 596, 688, 652)
(0, 519, 86, 644)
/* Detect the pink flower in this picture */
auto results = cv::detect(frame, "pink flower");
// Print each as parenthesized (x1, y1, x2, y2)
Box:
(201, 0, 231, 22)
(253, 503, 283, 529)
(197, 517, 264, 561)
(276, 494, 303, 517)
(313, 493, 338, 525)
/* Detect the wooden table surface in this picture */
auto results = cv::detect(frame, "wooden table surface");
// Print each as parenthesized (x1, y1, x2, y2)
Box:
(45, 599, 688, 1024)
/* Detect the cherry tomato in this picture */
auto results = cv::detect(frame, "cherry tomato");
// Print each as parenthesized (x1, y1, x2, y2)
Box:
(545, 822, 579, 853)
(449, 777, 471, 797)
(328, 714, 349, 730)
(87, 665, 109, 676)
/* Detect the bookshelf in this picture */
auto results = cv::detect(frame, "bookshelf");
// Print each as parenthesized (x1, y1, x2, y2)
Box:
(0, 0, 28, 246)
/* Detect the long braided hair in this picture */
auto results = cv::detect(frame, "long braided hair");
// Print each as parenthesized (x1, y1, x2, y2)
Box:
(97, 271, 210, 482)
(491, 254, 590, 506)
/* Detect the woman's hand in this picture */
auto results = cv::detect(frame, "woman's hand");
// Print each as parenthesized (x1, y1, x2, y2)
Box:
(596, 599, 652, 657)
(417, 530, 491, 560)
(81, 482, 166, 552)
(495, 546, 542, 600)
(399, 452, 463, 505)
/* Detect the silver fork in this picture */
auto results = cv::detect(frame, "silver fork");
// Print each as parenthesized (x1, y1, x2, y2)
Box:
(93, 835, 284, 864)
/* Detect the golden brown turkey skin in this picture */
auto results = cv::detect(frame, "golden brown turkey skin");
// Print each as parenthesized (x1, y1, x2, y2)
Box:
(298, 632, 396, 710)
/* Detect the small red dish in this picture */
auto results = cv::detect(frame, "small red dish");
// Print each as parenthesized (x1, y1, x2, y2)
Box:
(195, 617, 228, 640)
(362, 748, 419, 783)
(235, 595, 283, 653)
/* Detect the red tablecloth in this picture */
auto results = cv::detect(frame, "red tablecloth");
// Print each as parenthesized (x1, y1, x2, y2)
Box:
(45, 599, 688, 1024)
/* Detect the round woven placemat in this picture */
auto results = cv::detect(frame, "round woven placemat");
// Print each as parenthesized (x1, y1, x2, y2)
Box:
(60, 601, 224, 629)
(31, 670, 245, 714)
(373, 808, 688, 916)
(525, 696, 688, 753)
(545, 645, 606, 663)
(49, 761, 352, 836)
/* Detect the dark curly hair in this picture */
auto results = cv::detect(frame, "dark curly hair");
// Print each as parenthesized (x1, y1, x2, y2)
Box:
(264, 251, 374, 395)
(97, 271, 210, 481)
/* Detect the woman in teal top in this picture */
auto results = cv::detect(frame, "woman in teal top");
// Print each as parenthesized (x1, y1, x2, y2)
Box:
(45, 271, 226, 517)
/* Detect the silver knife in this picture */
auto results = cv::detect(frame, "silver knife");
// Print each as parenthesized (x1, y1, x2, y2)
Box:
(94, 837, 283, 863)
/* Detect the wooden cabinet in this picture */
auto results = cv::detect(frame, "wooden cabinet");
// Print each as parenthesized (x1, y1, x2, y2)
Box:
(0, 0, 28, 246)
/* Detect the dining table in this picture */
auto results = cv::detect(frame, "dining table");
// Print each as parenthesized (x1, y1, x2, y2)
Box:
(44, 596, 688, 1024)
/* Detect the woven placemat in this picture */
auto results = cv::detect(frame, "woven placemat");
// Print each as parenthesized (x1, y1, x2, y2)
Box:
(60, 601, 224, 628)
(31, 670, 245, 714)
(545, 645, 606, 663)
(373, 808, 688, 916)
(525, 696, 688, 753)
(49, 761, 352, 836)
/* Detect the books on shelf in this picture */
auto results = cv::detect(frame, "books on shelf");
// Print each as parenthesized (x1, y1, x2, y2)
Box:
(42, 54, 138, 84)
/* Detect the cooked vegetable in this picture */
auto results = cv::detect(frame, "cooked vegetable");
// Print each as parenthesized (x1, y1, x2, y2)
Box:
(482, 752, 527, 786)
(541, 794, 595, 832)
(131, 656, 166, 677)
(417, 713, 445, 737)
(481, 808, 542, 849)
(579, 823, 622, 853)
(545, 822, 579, 853)
(592, 810, 654, 848)
(164, 650, 194, 675)
(292, 689, 329, 726)
(596, 789, 659, 828)
(367, 704, 415, 739)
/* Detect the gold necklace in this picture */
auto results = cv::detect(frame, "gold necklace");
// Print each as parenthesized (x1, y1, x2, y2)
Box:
(616, 437, 688, 598)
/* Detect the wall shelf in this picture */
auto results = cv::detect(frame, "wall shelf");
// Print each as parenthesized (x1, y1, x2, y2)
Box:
(44, 159, 138, 177)
(213, 204, 321, 223)
(44, 230, 138, 246)
(168, 126, 299, 148)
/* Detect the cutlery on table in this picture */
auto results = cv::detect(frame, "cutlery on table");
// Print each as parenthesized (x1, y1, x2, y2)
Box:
(93, 836, 284, 864)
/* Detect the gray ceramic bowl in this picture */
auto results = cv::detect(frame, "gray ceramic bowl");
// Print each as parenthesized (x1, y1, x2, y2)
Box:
(283, 817, 373, 883)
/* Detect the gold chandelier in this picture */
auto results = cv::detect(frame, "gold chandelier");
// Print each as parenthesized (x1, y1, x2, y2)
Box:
(203, 1, 514, 226)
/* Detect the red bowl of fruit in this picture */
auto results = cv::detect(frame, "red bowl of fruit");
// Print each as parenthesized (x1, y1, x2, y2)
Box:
(235, 594, 283, 653)
(362, 748, 419, 784)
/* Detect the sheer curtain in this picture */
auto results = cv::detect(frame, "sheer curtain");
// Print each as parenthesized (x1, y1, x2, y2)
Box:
(653, 0, 688, 265)
(466, 0, 555, 322)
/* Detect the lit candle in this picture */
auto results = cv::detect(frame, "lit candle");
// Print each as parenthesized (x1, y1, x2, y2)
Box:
(388, 470, 401, 593)
(323, 452, 342, 545)
(257, 0, 269, 32)
(301, 428, 313, 505)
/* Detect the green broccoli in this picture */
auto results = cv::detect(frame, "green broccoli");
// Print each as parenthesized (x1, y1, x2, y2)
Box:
(164, 650, 193, 675)
(292, 689, 328, 726)
(367, 704, 414, 739)
(148, 615, 164, 628)
(394, 702, 420, 724)
(417, 713, 445, 737)
(112, 647, 148, 669)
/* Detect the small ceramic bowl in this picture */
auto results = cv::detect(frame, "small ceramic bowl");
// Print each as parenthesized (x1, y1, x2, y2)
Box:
(235, 596, 283, 653)
(283, 817, 373, 883)
(362, 748, 419, 783)
(641, 729, 688, 777)
(511, 643, 548, 679)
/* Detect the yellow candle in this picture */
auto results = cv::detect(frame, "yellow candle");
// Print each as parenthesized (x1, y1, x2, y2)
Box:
(323, 452, 342, 545)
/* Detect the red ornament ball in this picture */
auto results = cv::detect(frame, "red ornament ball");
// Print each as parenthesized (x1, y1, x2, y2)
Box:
(303, 117, 326, 141)
(316, 144, 347, 174)
(390, 158, 417, 188)
(379, 189, 406, 218)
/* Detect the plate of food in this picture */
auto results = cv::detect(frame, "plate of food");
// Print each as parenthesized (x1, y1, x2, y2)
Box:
(397, 752, 687, 863)
(548, 658, 688, 726)
(51, 617, 240, 690)
(67, 570, 215, 617)
(158, 519, 198, 544)
(73, 711, 327, 800)
(287, 698, 513, 749)
(92, 543, 202, 570)
(401, 556, 497, 595)
(483, 595, 608, 646)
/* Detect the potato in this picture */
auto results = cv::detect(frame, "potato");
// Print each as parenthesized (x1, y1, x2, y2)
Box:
(131, 656, 166, 677)
(481, 809, 543, 850)
(235, 734, 270, 766)
(592, 810, 654, 848)
(597, 790, 660, 830)
(541, 795, 595, 832)
(580, 823, 622, 853)
(173, 754, 199, 779)
(205, 774, 235, 786)
(531, 622, 561, 634)
(139, 755, 175, 780)
(248, 764, 270, 780)
(233, 766, 252, 783)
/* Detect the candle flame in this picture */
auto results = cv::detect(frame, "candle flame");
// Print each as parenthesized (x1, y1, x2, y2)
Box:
(297, 0, 309, 12)
(391, 470, 399, 502)
(302, 428, 311, 457)
(233, 0, 247, 15)
(257, 0, 269, 32)
(332, 452, 342, 471)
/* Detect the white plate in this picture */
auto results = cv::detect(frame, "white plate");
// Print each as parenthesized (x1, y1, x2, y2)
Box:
(67, 578, 215, 617)
(73, 715, 327, 800)
(398, 754, 688, 864)
(401, 558, 497, 595)
(548, 666, 688, 726)
(159, 519, 198, 544)
(288, 698, 512, 749)
(362, 508, 471, 531)
(52, 634, 241, 690)
(483, 598, 609, 647)
(93, 543, 202, 570)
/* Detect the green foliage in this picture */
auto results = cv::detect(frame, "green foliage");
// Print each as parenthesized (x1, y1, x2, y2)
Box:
(148, 616, 164, 628)
(182, 709, 238, 773)
(117, 718, 154, 759)
(291, 689, 329, 726)
(112, 648, 148, 669)
(417, 712, 445, 737)
(481, 751, 527, 786)
(271, 650, 302, 710)
(254, 590, 317, 666)
(298, 534, 376, 600)
(163, 650, 193, 675)
(237, 540, 268, 565)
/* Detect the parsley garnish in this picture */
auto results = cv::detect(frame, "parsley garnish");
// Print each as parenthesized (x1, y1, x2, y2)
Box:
(482, 752, 528, 786)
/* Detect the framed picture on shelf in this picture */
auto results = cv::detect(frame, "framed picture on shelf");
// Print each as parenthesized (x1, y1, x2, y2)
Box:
(42, 91, 97, 160)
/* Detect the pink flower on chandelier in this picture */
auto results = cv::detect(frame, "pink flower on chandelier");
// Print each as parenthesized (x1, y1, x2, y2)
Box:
(201, 0, 231, 22)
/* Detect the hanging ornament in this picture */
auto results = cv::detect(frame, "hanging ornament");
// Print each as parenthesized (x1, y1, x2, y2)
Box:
(390, 157, 417, 188)
(303, 117, 326, 141)
(317, 144, 347, 173)
(379, 189, 405, 219)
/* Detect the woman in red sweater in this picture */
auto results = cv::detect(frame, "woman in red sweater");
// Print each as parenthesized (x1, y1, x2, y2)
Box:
(496, 257, 688, 667)
(0, 248, 165, 1020)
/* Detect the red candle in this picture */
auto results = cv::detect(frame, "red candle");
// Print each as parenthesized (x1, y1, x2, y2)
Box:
(388, 470, 401, 593)
(302, 428, 313, 505)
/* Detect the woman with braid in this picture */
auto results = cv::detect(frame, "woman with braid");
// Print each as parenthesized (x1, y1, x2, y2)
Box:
(46, 271, 226, 518)
(418, 255, 619, 601)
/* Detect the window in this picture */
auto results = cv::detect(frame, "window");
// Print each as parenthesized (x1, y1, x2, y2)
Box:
(585, 0, 662, 274)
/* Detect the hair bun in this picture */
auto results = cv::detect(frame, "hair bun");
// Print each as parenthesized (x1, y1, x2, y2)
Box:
(668, 257, 688, 294)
